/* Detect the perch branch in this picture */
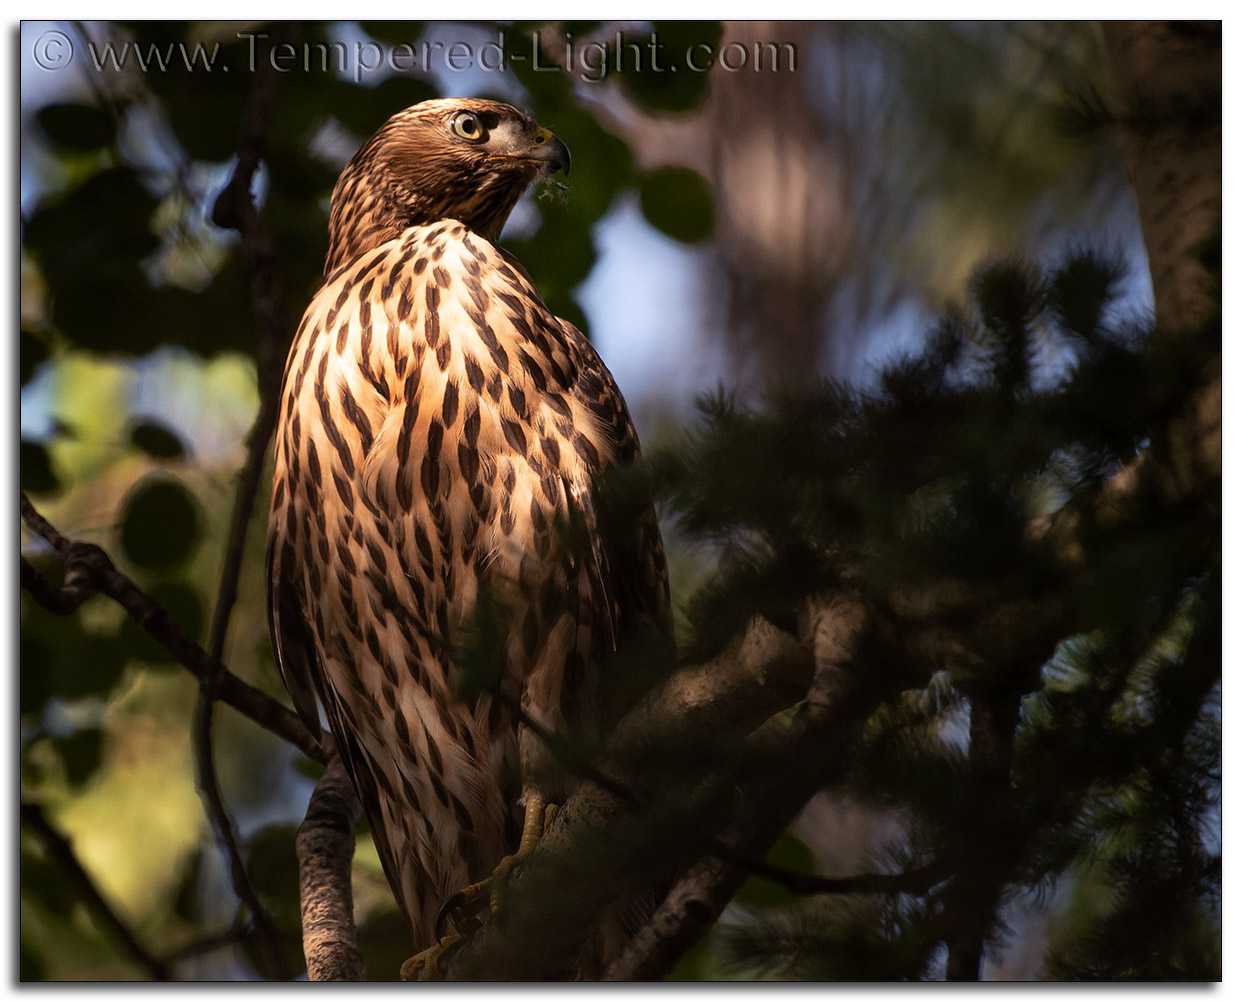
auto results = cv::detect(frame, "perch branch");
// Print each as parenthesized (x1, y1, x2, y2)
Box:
(435, 597, 870, 981)
(600, 596, 871, 982)
(296, 755, 364, 981)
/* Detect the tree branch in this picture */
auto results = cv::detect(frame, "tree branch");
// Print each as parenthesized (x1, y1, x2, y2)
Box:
(599, 596, 872, 982)
(21, 800, 171, 980)
(428, 596, 879, 981)
(192, 696, 290, 979)
(20, 493, 327, 763)
(296, 756, 363, 982)
(205, 20, 297, 661)
(732, 855, 949, 898)
(190, 24, 300, 981)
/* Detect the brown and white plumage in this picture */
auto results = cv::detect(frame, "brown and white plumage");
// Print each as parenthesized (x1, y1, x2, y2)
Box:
(265, 98, 671, 962)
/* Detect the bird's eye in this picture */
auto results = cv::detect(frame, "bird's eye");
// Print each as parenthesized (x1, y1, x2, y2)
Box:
(450, 112, 484, 141)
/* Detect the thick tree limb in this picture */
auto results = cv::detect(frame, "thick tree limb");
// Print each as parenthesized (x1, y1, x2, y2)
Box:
(430, 596, 874, 981)
(600, 596, 871, 982)
(296, 756, 364, 982)
(1097, 21, 1220, 335)
(20, 493, 327, 763)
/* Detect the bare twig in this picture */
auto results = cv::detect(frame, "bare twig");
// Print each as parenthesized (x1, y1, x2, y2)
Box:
(190, 23, 302, 981)
(20, 493, 327, 763)
(192, 695, 291, 979)
(21, 800, 171, 980)
(20, 555, 94, 615)
(204, 20, 298, 661)
(731, 855, 949, 898)
(296, 756, 364, 981)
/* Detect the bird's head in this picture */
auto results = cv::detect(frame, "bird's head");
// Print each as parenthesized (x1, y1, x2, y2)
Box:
(325, 98, 571, 274)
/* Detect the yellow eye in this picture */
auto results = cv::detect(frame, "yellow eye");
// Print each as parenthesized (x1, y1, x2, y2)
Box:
(450, 111, 483, 141)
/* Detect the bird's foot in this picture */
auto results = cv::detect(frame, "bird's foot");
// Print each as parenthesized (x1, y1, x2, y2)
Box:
(400, 933, 466, 982)
(424, 795, 558, 969)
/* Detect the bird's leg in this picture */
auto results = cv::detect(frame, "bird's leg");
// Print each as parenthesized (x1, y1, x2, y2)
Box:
(402, 795, 556, 980)
(444, 793, 550, 920)
(399, 934, 466, 982)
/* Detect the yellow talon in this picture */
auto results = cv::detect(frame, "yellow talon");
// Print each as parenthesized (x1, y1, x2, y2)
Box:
(414, 793, 556, 977)
(400, 932, 465, 981)
(444, 793, 550, 924)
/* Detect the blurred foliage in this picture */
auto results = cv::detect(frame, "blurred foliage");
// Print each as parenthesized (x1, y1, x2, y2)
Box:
(18, 18, 1217, 984)
(655, 250, 1219, 979)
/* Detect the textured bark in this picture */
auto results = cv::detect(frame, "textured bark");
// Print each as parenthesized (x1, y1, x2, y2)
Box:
(1098, 22, 1221, 500)
(1098, 21, 1221, 334)
(436, 597, 875, 981)
(296, 756, 364, 981)
(601, 597, 869, 982)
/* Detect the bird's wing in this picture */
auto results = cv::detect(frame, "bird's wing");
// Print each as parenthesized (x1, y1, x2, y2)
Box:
(560, 319, 676, 713)
(267, 523, 418, 927)
(265, 532, 324, 736)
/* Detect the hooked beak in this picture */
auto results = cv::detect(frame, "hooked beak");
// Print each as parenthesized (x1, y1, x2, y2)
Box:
(490, 127, 571, 177)
(529, 128, 571, 177)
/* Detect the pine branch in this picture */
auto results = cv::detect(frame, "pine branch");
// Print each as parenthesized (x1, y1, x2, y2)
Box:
(943, 687, 1024, 981)
(20, 493, 327, 763)
(296, 755, 364, 981)
(21, 800, 171, 980)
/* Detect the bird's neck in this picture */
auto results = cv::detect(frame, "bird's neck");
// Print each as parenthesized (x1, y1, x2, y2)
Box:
(324, 163, 522, 276)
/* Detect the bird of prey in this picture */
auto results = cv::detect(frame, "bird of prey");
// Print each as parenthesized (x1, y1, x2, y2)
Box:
(265, 98, 672, 975)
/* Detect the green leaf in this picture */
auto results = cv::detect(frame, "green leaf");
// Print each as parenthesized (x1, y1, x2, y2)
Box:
(616, 22, 722, 114)
(23, 167, 161, 350)
(329, 75, 439, 138)
(35, 103, 118, 152)
(19, 940, 47, 982)
(35, 103, 116, 152)
(21, 846, 77, 914)
(20, 440, 59, 495)
(56, 727, 105, 786)
(118, 477, 202, 571)
(131, 24, 253, 163)
(21, 593, 130, 704)
(20, 328, 51, 387)
(357, 905, 414, 981)
(358, 21, 426, 45)
(19, 627, 54, 717)
(639, 166, 715, 243)
(130, 421, 186, 461)
(245, 823, 302, 930)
